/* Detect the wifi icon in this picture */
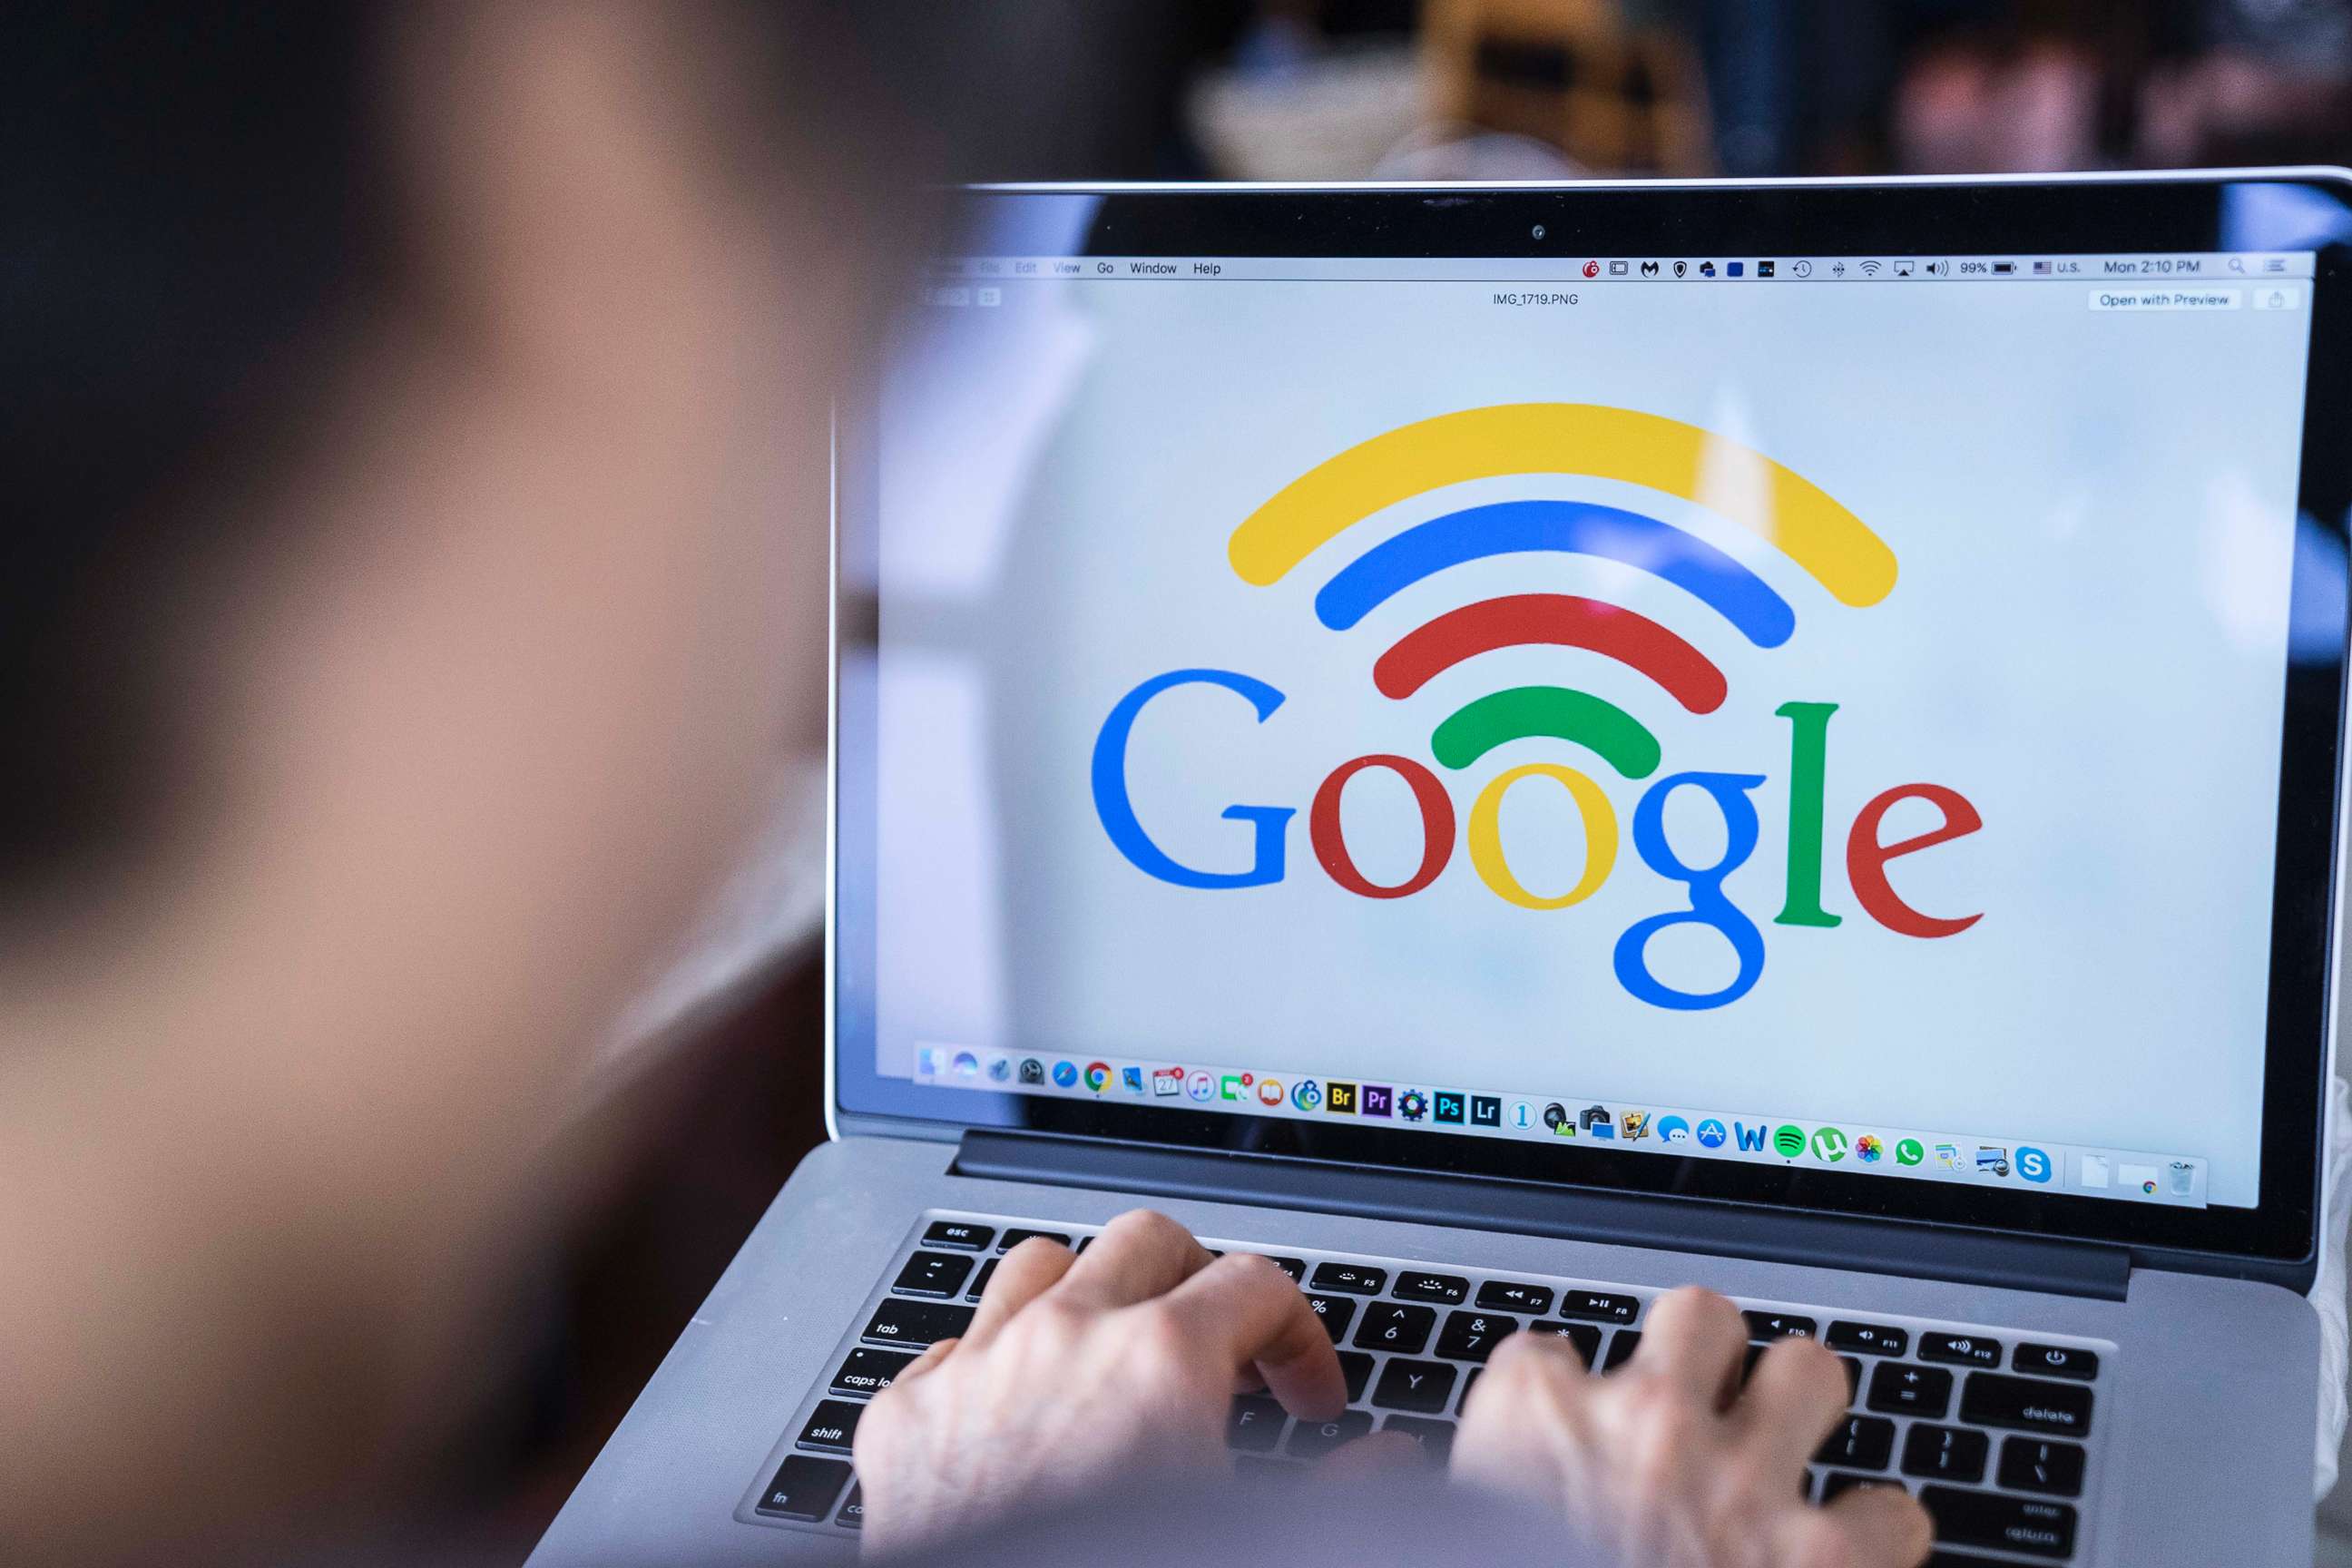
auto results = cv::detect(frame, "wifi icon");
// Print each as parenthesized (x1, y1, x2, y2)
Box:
(1857, 259, 1882, 277)
(1229, 403, 1897, 784)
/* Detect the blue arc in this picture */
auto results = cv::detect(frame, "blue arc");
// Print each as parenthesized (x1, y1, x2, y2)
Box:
(1313, 499, 1796, 648)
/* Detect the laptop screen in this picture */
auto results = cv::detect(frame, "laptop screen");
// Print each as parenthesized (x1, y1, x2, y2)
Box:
(834, 181, 2351, 1262)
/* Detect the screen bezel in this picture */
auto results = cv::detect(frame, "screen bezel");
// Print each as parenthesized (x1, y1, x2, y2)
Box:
(832, 174, 2352, 1270)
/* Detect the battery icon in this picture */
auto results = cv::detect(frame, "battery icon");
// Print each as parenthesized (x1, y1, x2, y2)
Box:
(1992, 260, 2016, 275)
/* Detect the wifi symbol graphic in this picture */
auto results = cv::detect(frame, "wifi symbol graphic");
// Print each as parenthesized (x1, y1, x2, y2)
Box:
(1857, 259, 1883, 277)
(1228, 404, 1898, 786)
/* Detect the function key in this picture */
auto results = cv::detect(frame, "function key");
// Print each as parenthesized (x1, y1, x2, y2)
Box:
(1371, 1358, 1458, 1414)
(830, 1346, 914, 1396)
(1997, 1436, 2087, 1497)
(837, 1483, 865, 1531)
(1381, 1415, 1455, 1463)
(921, 1220, 994, 1250)
(1866, 1361, 1953, 1417)
(1227, 1395, 1286, 1452)
(1353, 1302, 1437, 1355)
(862, 1298, 974, 1349)
(1394, 1271, 1470, 1305)
(1899, 1423, 1988, 1483)
(1257, 1255, 1308, 1281)
(794, 1399, 865, 1454)
(1555, 1289, 1640, 1325)
(1475, 1279, 1555, 1314)
(1826, 1320, 1910, 1357)
(1286, 1411, 1374, 1460)
(1919, 1485, 2077, 1560)
(1308, 1261, 1387, 1295)
(1602, 1330, 1642, 1371)
(998, 1228, 1072, 1251)
(754, 1455, 852, 1521)
(1743, 1311, 1818, 1341)
(1306, 1294, 1357, 1342)
(2012, 1342, 2099, 1381)
(1959, 1372, 2094, 1437)
(892, 1250, 974, 1298)
(1918, 1331, 2003, 1368)
(1436, 1309, 1521, 1363)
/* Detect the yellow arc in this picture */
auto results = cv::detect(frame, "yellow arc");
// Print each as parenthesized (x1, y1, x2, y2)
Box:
(1227, 403, 1897, 607)
(1467, 762, 1619, 911)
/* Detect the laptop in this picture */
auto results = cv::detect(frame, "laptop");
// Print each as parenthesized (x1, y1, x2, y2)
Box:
(530, 172, 2352, 1566)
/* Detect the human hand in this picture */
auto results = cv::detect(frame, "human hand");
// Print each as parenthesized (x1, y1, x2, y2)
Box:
(1454, 1287, 1934, 1568)
(851, 1210, 1347, 1553)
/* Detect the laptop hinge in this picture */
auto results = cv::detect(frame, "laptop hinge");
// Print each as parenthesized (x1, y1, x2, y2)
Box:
(950, 1130, 2132, 1302)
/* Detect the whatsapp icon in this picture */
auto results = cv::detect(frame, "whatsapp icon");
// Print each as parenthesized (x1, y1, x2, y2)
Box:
(1895, 1138, 1925, 1166)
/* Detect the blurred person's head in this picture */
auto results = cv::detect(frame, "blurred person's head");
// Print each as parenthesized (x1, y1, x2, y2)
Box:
(0, 4, 1139, 1562)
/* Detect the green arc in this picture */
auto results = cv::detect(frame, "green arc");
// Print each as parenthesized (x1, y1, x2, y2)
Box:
(1429, 686, 1661, 779)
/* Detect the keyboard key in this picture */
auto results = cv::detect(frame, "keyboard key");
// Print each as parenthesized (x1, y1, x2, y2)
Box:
(965, 1259, 998, 1301)
(892, 1250, 974, 1298)
(754, 1455, 852, 1521)
(1259, 1256, 1307, 1281)
(1919, 1485, 2077, 1560)
(1838, 1357, 1863, 1401)
(1900, 1424, 1988, 1484)
(1602, 1330, 1642, 1370)
(862, 1298, 973, 1349)
(1227, 1396, 1286, 1452)
(1997, 1437, 2087, 1497)
(1555, 1289, 1640, 1325)
(1476, 1279, 1555, 1314)
(1918, 1331, 2003, 1368)
(1371, 1358, 1458, 1414)
(1925, 1555, 2014, 1568)
(837, 1482, 865, 1530)
(1815, 1415, 1896, 1470)
(1382, 1415, 1455, 1462)
(830, 1346, 914, 1396)
(1457, 1367, 1480, 1409)
(1338, 1351, 1374, 1402)
(1307, 1294, 1357, 1343)
(1354, 1302, 1437, 1354)
(1820, 1472, 1906, 1502)
(1436, 1310, 1520, 1363)
(1826, 1320, 1910, 1357)
(1959, 1373, 2093, 1437)
(2012, 1343, 2099, 1381)
(794, 1400, 865, 1454)
(1286, 1411, 1374, 1460)
(998, 1229, 1071, 1251)
(1309, 1261, 1387, 1295)
(1394, 1271, 1470, 1305)
(1867, 1362, 1953, 1417)
(1744, 1311, 1818, 1341)
(921, 1220, 994, 1250)
(1525, 1320, 1602, 1366)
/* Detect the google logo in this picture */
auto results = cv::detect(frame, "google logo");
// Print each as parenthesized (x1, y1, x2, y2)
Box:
(1093, 405, 1984, 1011)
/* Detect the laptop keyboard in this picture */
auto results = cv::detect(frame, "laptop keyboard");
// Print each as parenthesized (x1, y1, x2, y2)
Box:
(740, 1213, 2112, 1563)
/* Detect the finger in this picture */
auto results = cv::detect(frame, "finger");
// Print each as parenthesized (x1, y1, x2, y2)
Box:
(888, 1336, 960, 1388)
(1630, 1287, 1749, 1407)
(1053, 1209, 1211, 1308)
(1453, 1332, 1592, 1494)
(961, 1237, 1077, 1348)
(1159, 1251, 1346, 1420)
(1735, 1336, 1852, 1471)
(1798, 1484, 1936, 1568)
(1319, 1428, 1425, 1477)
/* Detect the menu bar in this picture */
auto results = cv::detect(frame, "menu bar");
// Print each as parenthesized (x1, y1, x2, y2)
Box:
(910, 1044, 2209, 1208)
(926, 251, 2315, 285)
